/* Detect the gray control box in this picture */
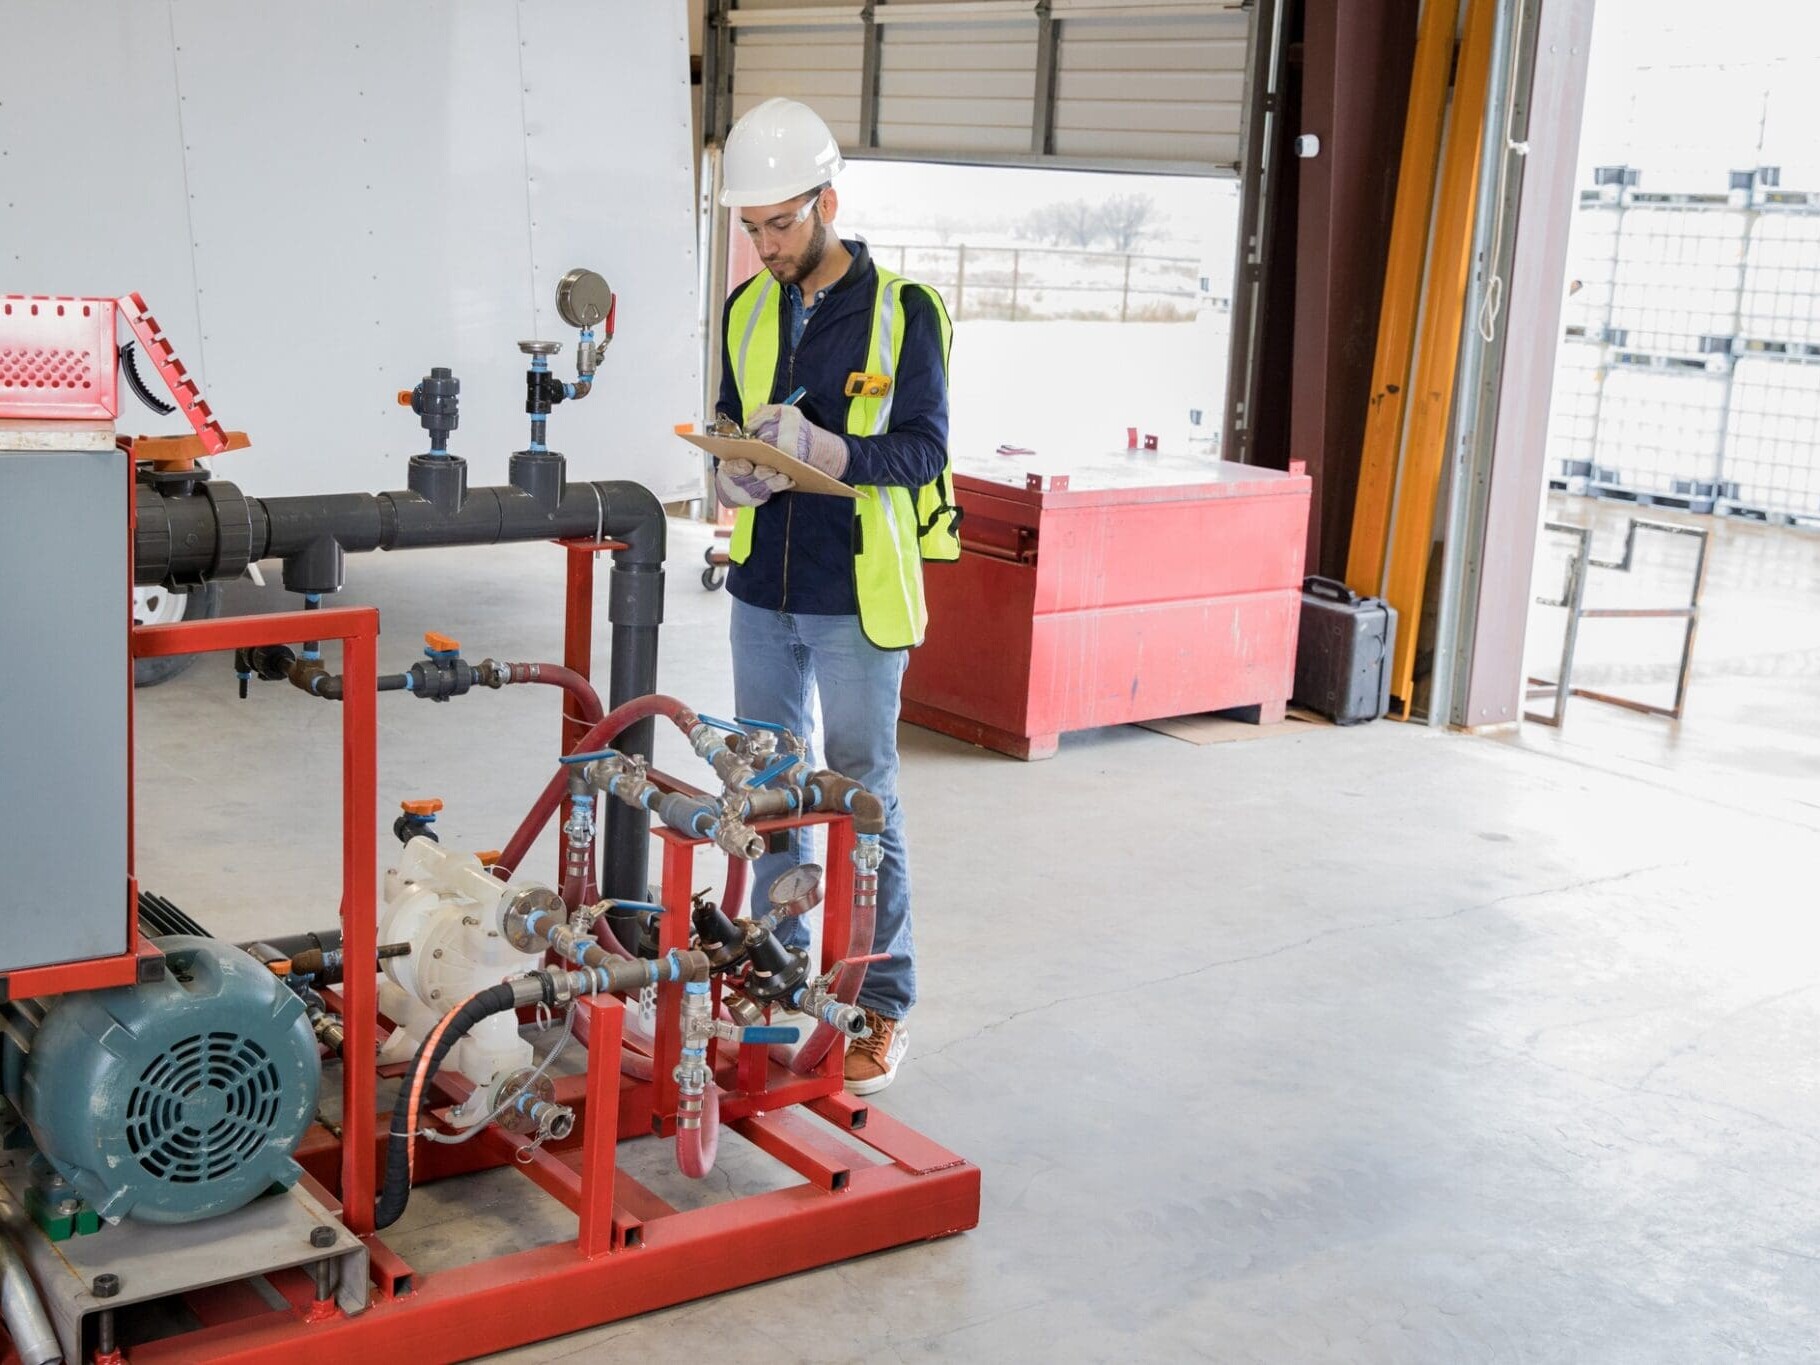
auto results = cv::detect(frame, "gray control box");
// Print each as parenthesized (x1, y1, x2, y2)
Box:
(0, 445, 129, 972)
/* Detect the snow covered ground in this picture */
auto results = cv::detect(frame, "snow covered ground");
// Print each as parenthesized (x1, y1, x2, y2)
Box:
(945, 311, 1232, 466)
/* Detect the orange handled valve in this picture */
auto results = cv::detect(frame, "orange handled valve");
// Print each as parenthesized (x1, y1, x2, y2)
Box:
(395, 798, 443, 846)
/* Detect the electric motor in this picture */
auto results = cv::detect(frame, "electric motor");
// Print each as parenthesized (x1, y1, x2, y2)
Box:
(16, 935, 321, 1224)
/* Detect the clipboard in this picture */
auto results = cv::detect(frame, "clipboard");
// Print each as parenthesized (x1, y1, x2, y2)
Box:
(678, 432, 859, 499)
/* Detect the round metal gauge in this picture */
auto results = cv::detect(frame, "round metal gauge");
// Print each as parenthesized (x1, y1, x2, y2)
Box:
(767, 863, 825, 919)
(555, 269, 615, 329)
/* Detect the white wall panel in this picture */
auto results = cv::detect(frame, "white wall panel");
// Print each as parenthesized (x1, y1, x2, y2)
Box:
(2, 0, 700, 502)
(519, 1, 701, 497)
(1, 1, 209, 392)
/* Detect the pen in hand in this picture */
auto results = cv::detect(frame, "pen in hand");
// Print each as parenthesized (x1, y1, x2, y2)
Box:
(740, 386, 807, 440)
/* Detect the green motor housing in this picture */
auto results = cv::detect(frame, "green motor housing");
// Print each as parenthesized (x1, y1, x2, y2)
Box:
(18, 935, 321, 1224)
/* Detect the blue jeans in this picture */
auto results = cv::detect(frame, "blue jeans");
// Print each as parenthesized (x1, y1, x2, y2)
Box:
(729, 598, 916, 1019)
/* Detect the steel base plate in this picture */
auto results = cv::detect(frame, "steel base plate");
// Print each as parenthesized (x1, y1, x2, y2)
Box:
(0, 1151, 367, 1359)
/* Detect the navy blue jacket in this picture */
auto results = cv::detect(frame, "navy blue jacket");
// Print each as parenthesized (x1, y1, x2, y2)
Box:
(717, 240, 949, 616)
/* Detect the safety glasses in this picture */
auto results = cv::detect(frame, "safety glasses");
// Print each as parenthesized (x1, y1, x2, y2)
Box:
(739, 192, 821, 243)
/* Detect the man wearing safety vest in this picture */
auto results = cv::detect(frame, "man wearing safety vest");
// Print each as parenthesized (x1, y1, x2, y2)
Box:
(713, 97, 958, 1095)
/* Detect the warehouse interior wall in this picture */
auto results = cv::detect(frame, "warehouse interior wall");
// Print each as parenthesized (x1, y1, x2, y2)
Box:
(1246, 0, 1421, 581)
(1457, 0, 1600, 728)
(2, 0, 702, 503)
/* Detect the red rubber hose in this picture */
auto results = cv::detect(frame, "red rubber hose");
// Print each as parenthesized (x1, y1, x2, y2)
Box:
(785, 864, 878, 1074)
(493, 694, 699, 878)
(721, 853, 749, 922)
(675, 1082, 721, 1179)
(509, 663, 604, 727)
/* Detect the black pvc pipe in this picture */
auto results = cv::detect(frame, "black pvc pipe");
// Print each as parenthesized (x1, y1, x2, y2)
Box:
(604, 619, 659, 903)
(134, 474, 667, 903)
(242, 928, 342, 962)
(135, 480, 666, 589)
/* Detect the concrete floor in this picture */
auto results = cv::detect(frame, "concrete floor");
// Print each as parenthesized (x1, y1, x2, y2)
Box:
(130, 515, 1820, 1363)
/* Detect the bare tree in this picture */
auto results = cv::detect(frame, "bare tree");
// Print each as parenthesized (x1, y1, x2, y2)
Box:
(928, 213, 965, 246)
(1021, 199, 1104, 247)
(1096, 192, 1159, 251)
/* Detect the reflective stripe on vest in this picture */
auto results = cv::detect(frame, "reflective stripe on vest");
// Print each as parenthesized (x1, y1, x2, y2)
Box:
(722, 266, 956, 649)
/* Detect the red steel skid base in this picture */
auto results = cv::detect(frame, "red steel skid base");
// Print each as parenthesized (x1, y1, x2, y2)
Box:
(103, 543, 977, 1364)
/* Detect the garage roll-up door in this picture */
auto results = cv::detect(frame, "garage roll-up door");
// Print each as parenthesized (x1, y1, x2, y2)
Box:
(709, 0, 1254, 175)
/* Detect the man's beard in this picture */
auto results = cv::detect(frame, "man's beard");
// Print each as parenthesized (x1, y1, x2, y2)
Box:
(767, 217, 829, 286)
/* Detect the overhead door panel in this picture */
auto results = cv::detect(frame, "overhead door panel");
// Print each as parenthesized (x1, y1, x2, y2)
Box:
(876, 19, 1038, 157)
(728, 6, 865, 145)
(1051, 11, 1249, 168)
(719, 0, 1252, 174)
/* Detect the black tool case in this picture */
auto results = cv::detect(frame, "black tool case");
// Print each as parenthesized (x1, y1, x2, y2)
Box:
(1292, 576, 1396, 725)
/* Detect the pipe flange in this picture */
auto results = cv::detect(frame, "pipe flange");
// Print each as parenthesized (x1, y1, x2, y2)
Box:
(492, 1068, 556, 1134)
(133, 485, 173, 584)
(499, 884, 565, 952)
(740, 945, 810, 1003)
(700, 931, 748, 975)
(200, 479, 253, 582)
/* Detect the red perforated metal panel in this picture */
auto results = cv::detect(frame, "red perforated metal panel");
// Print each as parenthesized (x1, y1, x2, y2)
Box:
(0, 295, 118, 419)
(119, 292, 228, 454)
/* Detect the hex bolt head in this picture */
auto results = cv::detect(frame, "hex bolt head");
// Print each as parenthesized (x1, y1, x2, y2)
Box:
(310, 1225, 337, 1249)
(92, 1274, 119, 1298)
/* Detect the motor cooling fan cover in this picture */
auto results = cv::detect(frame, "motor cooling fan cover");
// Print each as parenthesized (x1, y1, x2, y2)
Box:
(22, 936, 321, 1224)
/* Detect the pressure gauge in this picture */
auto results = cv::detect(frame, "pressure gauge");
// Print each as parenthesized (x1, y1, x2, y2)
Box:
(767, 864, 824, 920)
(556, 269, 615, 329)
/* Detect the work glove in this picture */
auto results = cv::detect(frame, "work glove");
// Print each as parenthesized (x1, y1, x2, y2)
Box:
(749, 405, 852, 481)
(715, 457, 794, 508)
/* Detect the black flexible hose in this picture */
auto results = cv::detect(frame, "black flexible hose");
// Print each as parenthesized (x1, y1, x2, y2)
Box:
(374, 981, 529, 1230)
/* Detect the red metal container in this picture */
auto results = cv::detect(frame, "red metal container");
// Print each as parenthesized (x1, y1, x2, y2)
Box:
(903, 456, 1312, 759)
(0, 295, 118, 419)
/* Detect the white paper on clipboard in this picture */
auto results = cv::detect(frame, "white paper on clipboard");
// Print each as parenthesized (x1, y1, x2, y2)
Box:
(677, 432, 859, 499)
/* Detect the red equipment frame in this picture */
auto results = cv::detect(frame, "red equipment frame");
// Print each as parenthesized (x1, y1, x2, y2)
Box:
(105, 544, 978, 1363)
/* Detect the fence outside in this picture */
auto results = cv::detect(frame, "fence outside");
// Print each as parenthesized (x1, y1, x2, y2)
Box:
(869, 243, 1217, 323)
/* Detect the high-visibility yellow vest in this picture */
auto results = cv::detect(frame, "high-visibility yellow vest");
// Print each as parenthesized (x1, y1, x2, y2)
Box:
(724, 266, 958, 650)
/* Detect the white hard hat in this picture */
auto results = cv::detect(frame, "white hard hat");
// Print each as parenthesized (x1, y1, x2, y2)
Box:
(720, 98, 846, 208)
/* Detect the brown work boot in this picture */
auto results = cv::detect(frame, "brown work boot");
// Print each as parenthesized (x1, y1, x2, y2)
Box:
(844, 1009, 908, 1095)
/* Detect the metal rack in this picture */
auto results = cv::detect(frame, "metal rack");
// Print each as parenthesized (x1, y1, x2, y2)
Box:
(1525, 517, 1712, 727)
(1546, 172, 1820, 526)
